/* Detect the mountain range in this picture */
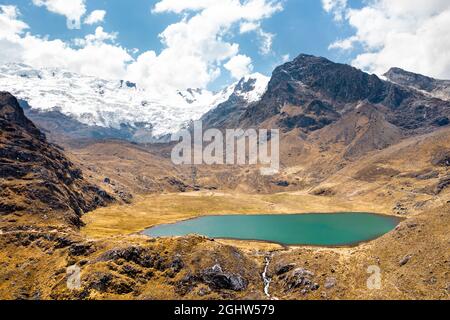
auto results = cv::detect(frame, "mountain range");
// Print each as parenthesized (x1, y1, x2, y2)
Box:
(0, 63, 269, 143)
(0, 54, 449, 300)
(0, 92, 113, 227)
(207, 54, 450, 134)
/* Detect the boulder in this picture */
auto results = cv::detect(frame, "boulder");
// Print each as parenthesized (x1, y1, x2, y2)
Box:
(275, 263, 296, 276)
(97, 246, 154, 268)
(324, 277, 337, 289)
(399, 254, 413, 266)
(170, 255, 184, 273)
(69, 243, 94, 256)
(284, 268, 319, 293)
(202, 265, 247, 291)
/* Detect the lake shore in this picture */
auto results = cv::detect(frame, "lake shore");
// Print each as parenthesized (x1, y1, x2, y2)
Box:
(81, 191, 400, 240)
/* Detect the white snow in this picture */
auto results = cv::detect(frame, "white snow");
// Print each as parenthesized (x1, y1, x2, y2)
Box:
(239, 73, 270, 103)
(0, 63, 269, 137)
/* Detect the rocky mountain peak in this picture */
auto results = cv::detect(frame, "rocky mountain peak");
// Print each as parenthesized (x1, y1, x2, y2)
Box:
(384, 67, 436, 91)
(0, 92, 43, 139)
(200, 73, 269, 130)
(236, 54, 450, 133)
(292, 53, 330, 65)
(229, 73, 269, 102)
(384, 67, 450, 101)
(0, 92, 114, 227)
(268, 53, 386, 104)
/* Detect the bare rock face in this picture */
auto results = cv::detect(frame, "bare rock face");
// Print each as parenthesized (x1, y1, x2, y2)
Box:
(275, 263, 296, 276)
(206, 54, 449, 162)
(282, 268, 320, 294)
(324, 277, 337, 289)
(201, 264, 247, 291)
(431, 150, 450, 167)
(385, 67, 450, 102)
(0, 92, 114, 227)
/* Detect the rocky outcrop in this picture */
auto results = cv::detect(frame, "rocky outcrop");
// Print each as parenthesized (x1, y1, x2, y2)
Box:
(312, 103, 404, 159)
(282, 268, 320, 294)
(385, 67, 450, 101)
(96, 246, 156, 268)
(175, 263, 248, 296)
(201, 75, 269, 130)
(201, 264, 247, 291)
(431, 150, 450, 167)
(434, 176, 450, 195)
(0, 92, 114, 227)
(211, 54, 450, 151)
(275, 263, 296, 276)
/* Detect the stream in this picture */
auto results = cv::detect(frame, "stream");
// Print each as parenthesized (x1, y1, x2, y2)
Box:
(262, 253, 278, 300)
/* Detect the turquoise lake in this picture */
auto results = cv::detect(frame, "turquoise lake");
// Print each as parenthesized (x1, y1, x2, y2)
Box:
(143, 213, 400, 246)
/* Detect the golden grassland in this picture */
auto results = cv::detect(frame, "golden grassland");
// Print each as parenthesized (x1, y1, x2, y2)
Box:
(74, 192, 450, 300)
(2, 125, 449, 299)
(81, 191, 395, 239)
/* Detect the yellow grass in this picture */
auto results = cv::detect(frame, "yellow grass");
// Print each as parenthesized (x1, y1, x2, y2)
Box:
(81, 191, 393, 239)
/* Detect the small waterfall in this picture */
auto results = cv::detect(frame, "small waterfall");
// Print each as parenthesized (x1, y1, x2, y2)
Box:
(262, 254, 273, 299)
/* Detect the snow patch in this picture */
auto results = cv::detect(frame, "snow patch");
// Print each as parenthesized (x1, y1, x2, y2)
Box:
(0, 63, 269, 138)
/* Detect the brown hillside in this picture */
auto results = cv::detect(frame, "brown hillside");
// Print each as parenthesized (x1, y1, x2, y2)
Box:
(0, 92, 114, 227)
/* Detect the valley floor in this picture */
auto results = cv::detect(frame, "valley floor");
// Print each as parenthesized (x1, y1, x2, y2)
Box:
(76, 191, 449, 300)
(1, 192, 448, 300)
(2, 108, 449, 300)
(81, 191, 395, 240)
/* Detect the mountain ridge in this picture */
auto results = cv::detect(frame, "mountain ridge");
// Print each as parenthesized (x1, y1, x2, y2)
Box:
(0, 92, 114, 227)
(384, 67, 450, 102)
(0, 57, 449, 301)
(199, 54, 450, 145)
(0, 63, 269, 142)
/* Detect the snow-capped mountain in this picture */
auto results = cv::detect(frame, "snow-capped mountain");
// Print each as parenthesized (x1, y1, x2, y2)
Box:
(0, 63, 269, 142)
(213, 73, 271, 105)
(200, 73, 271, 130)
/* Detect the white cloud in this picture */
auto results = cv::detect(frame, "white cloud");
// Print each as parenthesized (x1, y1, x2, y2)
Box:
(0, 5, 28, 38)
(127, 0, 282, 92)
(84, 10, 106, 25)
(239, 21, 276, 55)
(240, 21, 260, 33)
(224, 54, 253, 79)
(328, 35, 358, 50)
(325, 0, 450, 79)
(322, 0, 347, 21)
(74, 27, 117, 46)
(0, 6, 131, 80)
(32, 0, 86, 28)
(153, 0, 217, 14)
(0, 1, 283, 95)
(258, 29, 274, 55)
(21, 37, 132, 80)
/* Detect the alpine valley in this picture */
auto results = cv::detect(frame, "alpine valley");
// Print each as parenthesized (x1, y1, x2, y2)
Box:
(0, 54, 449, 300)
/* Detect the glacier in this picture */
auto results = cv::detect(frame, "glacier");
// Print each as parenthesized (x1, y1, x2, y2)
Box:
(0, 63, 269, 140)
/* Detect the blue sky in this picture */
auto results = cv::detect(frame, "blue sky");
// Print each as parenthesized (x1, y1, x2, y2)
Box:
(2, 1, 448, 92)
(1, 0, 365, 91)
(4, 0, 359, 58)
